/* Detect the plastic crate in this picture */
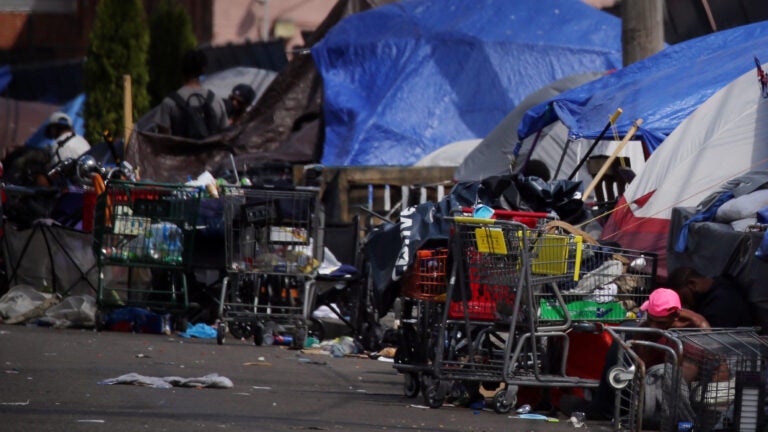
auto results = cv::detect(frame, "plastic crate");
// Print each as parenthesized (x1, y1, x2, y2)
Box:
(401, 248, 448, 301)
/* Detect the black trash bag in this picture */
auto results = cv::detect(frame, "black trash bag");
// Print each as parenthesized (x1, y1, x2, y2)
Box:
(480, 175, 530, 211)
(514, 175, 583, 215)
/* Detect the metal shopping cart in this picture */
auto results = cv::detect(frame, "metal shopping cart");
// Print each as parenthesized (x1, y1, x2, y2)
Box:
(216, 186, 322, 349)
(393, 246, 449, 398)
(606, 327, 768, 432)
(91, 180, 202, 329)
(428, 216, 657, 412)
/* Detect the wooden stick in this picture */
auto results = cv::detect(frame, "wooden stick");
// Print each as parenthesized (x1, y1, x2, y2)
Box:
(582, 118, 643, 201)
(123, 74, 133, 142)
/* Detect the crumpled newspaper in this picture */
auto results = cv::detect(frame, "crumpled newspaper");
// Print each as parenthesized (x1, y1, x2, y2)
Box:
(98, 372, 233, 389)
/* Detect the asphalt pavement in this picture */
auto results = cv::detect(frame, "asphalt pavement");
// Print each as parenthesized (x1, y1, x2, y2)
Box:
(0, 324, 615, 431)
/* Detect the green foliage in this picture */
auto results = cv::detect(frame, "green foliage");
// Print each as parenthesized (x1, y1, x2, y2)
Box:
(148, 0, 198, 107)
(83, 0, 150, 143)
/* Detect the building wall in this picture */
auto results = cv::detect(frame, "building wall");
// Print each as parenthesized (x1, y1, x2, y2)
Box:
(0, 0, 93, 63)
(211, 0, 336, 50)
(0, 0, 333, 65)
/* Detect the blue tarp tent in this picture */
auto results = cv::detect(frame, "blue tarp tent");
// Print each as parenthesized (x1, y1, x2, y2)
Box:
(517, 20, 768, 153)
(312, 0, 622, 167)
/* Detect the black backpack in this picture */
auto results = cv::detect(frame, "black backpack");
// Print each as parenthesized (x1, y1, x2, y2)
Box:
(169, 89, 222, 139)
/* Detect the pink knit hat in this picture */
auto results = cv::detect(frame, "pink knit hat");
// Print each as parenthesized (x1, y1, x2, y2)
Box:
(640, 288, 681, 317)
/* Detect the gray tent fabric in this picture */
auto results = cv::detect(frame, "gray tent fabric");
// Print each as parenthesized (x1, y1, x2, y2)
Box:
(454, 72, 605, 182)
(2, 222, 99, 297)
(414, 139, 482, 167)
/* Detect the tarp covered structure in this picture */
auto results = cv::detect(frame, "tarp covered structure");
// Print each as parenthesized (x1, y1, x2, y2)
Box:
(126, 0, 394, 182)
(455, 72, 604, 182)
(601, 66, 768, 279)
(517, 20, 768, 156)
(312, 0, 622, 167)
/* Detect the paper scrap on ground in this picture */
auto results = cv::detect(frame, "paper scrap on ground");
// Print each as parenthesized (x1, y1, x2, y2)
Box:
(98, 372, 233, 389)
(1, 400, 30, 405)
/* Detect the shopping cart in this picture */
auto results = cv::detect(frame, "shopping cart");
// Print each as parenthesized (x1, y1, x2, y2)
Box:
(429, 216, 657, 413)
(91, 180, 202, 328)
(393, 246, 449, 398)
(606, 327, 768, 432)
(216, 186, 322, 349)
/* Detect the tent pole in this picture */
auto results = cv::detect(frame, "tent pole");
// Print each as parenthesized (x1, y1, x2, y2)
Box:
(567, 108, 622, 180)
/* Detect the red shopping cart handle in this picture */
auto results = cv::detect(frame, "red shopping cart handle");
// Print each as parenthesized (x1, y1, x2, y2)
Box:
(460, 207, 550, 220)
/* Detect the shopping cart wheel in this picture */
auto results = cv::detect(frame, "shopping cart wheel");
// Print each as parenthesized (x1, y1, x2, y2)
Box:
(422, 378, 446, 409)
(291, 327, 307, 350)
(94, 309, 106, 332)
(216, 322, 226, 345)
(492, 388, 515, 414)
(403, 372, 420, 398)
(252, 322, 265, 346)
(608, 365, 635, 389)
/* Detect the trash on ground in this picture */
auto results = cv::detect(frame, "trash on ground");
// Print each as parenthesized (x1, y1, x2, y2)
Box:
(1, 400, 30, 406)
(97, 372, 233, 389)
(243, 361, 272, 367)
(177, 323, 216, 339)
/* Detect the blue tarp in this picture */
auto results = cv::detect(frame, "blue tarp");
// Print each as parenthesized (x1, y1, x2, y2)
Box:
(25, 93, 86, 148)
(312, 0, 622, 166)
(518, 20, 768, 152)
(0, 65, 11, 93)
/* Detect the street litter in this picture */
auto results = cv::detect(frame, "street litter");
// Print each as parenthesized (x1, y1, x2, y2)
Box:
(510, 413, 560, 422)
(77, 419, 105, 423)
(1, 400, 30, 406)
(298, 357, 327, 365)
(97, 372, 233, 389)
(243, 361, 272, 366)
(177, 323, 217, 338)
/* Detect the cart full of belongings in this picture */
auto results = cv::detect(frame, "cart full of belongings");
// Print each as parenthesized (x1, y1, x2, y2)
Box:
(381, 172, 658, 410)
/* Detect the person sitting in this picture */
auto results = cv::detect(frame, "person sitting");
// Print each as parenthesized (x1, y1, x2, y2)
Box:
(667, 266, 755, 328)
(151, 49, 228, 139)
(225, 83, 256, 126)
(560, 288, 710, 421)
(45, 112, 91, 170)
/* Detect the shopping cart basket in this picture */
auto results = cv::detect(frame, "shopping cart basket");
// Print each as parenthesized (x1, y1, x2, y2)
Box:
(92, 180, 202, 327)
(394, 247, 449, 398)
(216, 186, 322, 348)
(606, 327, 768, 432)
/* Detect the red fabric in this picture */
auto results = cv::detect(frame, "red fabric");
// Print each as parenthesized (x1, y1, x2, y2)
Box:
(81, 190, 98, 232)
(600, 196, 671, 279)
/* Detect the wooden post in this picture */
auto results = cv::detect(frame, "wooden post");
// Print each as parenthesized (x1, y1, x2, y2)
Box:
(123, 75, 133, 141)
(622, 0, 665, 67)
